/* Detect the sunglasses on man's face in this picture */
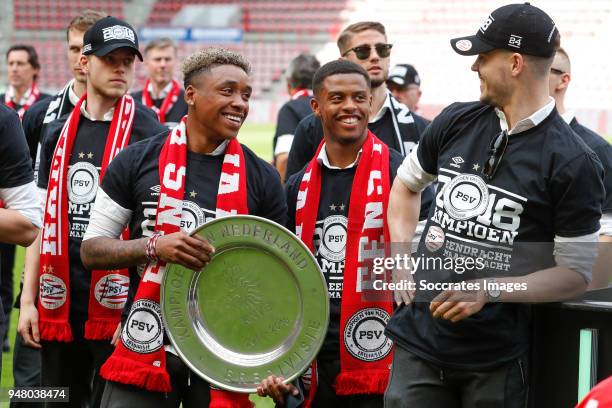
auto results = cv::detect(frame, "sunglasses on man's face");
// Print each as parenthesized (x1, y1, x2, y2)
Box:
(342, 43, 393, 60)
(483, 130, 508, 180)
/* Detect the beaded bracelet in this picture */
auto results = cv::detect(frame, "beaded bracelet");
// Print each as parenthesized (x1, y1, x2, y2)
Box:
(146, 231, 162, 262)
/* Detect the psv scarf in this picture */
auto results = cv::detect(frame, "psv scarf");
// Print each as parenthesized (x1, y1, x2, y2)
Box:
(101, 117, 252, 407)
(38, 94, 135, 342)
(43, 80, 76, 125)
(291, 88, 312, 100)
(295, 131, 394, 399)
(5, 82, 41, 119)
(141, 79, 181, 125)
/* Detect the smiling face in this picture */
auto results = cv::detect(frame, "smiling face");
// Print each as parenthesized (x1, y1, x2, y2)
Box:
(144, 46, 177, 88)
(341, 29, 390, 88)
(471, 49, 513, 107)
(7, 50, 38, 89)
(312, 73, 371, 145)
(67, 28, 86, 84)
(184, 64, 252, 142)
(81, 47, 136, 99)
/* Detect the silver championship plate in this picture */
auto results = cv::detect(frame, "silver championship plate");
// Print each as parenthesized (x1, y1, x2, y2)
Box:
(161, 215, 329, 393)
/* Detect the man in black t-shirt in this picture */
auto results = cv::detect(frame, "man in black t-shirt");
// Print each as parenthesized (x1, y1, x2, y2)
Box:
(286, 22, 430, 179)
(18, 17, 166, 408)
(13, 10, 105, 401)
(131, 38, 188, 129)
(548, 47, 612, 290)
(286, 22, 433, 247)
(0, 104, 42, 377)
(273, 53, 320, 181)
(384, 4, 604, 408)
(81, 47, 286, 408)
(258, 60, 400, 408)
(0, 44, 50, 357)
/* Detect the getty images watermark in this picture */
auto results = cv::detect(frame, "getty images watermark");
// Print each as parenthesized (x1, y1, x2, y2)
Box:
(370, 253, 526, 293)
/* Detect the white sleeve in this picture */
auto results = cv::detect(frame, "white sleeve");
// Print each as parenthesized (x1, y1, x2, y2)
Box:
(274, 134, 294, 156)
(599, 213, 612, 237)
(397, 147, 437, 193)
(554, 231, 599, 283)
(0, 181, 43, 228)
(83, 188, 133, 241)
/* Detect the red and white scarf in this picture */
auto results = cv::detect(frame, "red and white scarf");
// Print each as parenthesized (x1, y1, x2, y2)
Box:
(295, 131, 393, 400)
(291, 88, 312, 100)
(5, 82, 41, 119)
(101, 116, 252, 407)
(141, 79, 181, 125)
(38, 94, 135, 342)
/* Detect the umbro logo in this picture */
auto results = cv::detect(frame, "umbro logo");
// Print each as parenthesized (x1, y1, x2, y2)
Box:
(150, 185, 161, 195)
(450, 157, 464, 169)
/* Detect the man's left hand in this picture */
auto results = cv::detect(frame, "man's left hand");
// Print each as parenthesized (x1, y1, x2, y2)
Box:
(430, 284, 487, 323)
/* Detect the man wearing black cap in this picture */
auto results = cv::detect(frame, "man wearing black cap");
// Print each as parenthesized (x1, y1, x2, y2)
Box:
(384, 4, 604, 407)
(18, 16, 166, 408)
(386, 64, 422, 114)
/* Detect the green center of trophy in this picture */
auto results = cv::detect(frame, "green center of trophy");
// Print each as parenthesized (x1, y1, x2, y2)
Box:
(196, 247, 300, 353)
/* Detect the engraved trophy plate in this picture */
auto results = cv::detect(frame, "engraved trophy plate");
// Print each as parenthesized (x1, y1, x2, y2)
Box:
(161, 215, 329, 393)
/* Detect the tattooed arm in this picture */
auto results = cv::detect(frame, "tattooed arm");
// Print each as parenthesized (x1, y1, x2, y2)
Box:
(81, 189, 214, 271)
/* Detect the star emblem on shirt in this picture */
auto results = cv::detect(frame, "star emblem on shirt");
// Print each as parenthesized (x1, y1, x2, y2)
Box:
(189, 190, 198, 198)
(47, 265, 54, 273)
(78, 152, 85, 159)
(472, 163, 480, 171)
(87, 152, 94, 159)
(42, 264, 48, 272)
(339, 203, 346, 211)
(329, 203, 337, 211)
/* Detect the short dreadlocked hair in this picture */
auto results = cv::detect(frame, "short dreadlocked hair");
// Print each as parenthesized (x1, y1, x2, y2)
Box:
(182, 47, 251, 88)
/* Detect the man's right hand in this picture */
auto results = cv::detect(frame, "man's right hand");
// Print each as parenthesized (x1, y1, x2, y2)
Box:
(155, 231, 215, 271)
(17, 302, 41, 349)
(256, 375, 299, 406)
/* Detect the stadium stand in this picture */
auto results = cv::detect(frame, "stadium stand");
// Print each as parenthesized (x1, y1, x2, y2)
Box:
(14, 0, 123, 30)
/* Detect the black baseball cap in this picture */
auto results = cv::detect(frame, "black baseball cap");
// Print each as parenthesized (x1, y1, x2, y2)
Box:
(450, 3, 558, 57)
(82, 16, 143, 61)
(387, 64, 421, 88)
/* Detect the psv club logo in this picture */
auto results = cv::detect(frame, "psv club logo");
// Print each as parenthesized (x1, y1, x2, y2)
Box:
(39, 274, 67, 309)
(344, 308, 393, 362)
(67, 162, 99, 204)
(94, 274, 129, 309)
(122, 299, 164, 354)
(442, 174, 489, 220)
(318, 215, 348, 262)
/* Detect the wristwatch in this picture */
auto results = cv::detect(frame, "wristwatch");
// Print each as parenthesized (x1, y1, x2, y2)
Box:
(485, 278, 502, 302)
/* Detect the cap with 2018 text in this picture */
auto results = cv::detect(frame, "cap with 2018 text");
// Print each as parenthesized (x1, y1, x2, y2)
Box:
(450, 3, 558, 57)
(82, 16, 143, 61)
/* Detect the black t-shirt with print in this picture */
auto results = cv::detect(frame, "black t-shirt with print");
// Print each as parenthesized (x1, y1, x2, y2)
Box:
(131, 89, 188, 128)
(272, 95, 313, 157)
(385, 101, 604, 370)
(285, 148, 403, 360)
(37, 103, 167, 322)
(99, 132, 287, 326)
(570, 118, 612, 213)
(285, 100, 434, 220)
(0, 104, 34, 189)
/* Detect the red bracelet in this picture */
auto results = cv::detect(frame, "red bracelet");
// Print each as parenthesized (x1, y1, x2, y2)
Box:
(146, 232, 161, 262)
